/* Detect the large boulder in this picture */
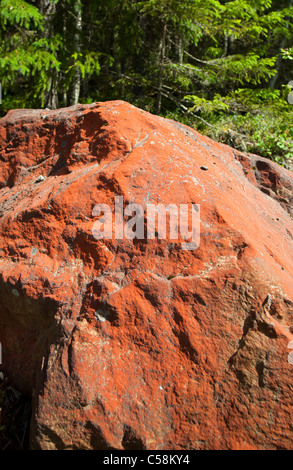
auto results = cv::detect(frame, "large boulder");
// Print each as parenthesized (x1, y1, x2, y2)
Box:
(0, 101, 293, 450)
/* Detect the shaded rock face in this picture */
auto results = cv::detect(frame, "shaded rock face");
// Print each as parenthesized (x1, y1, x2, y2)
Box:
(0, 101, 293, 450)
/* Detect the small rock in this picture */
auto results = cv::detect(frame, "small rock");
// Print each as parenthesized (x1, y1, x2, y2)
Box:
(35, 175, 45, 183)
(94, 310, 109, 322)
(31, 247, 38, 257)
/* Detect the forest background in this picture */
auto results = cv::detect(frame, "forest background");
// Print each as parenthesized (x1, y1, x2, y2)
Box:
(1, 0, 293, 168)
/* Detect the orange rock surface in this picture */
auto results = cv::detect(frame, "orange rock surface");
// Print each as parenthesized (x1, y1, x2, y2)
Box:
(0, 101, 293, 449)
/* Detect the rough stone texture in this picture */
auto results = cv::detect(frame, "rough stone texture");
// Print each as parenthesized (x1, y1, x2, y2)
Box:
(0, 101, 293, 450)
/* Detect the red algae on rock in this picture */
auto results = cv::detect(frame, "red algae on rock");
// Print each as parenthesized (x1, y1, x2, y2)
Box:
(0, 101, 292, 449)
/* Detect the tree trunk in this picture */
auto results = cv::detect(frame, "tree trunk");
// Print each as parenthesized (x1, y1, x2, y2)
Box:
(155, 18, 167, 115)
(39, 0, 58, 109)
(269, 0, 293, 90)
(70, 68, 81, 106)
(45, 77, 59, 109)
(69, 0, 82, 105)
(177, 35, 183, 65)
(223, 33, 235, 57)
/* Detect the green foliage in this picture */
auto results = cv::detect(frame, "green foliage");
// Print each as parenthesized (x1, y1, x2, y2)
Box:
(216, 54, 277, 85)
(184, 94, 229, 113)
(282, 47, 293, 60)
(189, 91, 293, 167)
(67, 52, 102, 80)
(0, 0, 43, 29)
